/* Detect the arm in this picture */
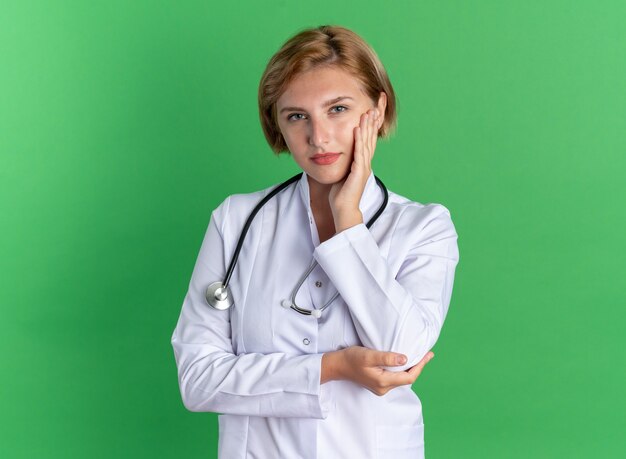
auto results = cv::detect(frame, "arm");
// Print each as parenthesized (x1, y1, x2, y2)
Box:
(322, 108, 459, 371)
(314, 204, 459, 372)
(171, 200, 332, 418)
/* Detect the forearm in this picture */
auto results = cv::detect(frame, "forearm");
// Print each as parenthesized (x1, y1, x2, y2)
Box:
(173, 337, 332, 418)
(315, 211, 459, 371)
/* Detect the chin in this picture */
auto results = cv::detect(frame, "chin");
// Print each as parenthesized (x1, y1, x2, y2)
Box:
(305, 165, 350, 186)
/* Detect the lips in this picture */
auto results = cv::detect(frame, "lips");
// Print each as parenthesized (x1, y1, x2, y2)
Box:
(311, 153, 341, 165)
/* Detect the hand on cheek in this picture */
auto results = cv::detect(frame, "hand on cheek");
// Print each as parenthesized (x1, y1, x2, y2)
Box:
(329, 108, 382, 233)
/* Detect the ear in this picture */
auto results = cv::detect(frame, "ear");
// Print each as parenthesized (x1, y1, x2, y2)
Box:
(376, 92, 387, 129)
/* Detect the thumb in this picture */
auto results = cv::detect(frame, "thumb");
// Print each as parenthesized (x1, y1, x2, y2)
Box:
(376, 351, 407, 367)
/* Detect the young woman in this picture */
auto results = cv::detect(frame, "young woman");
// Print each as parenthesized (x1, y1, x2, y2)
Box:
(172, 25, 459, 458)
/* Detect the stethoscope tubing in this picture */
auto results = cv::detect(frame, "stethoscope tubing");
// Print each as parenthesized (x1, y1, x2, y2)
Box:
(221, 172, 302, 290)
(207, 173, 388, 316)
(286, 175, 388, 316)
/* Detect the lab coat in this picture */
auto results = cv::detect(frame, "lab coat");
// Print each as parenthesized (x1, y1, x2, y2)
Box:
(171, 171, 459, 459)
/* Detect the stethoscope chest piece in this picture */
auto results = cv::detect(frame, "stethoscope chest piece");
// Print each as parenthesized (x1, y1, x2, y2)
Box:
(205, 282, 233, 310)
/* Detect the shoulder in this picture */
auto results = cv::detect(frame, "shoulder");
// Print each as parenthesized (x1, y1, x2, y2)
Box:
(385, 189, 458, 243)
(210, 182, 278, 233)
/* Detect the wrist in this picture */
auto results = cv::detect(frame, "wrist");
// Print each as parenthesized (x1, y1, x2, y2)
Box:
(321, 351, 344, 384)
(333, 209, 363, 233)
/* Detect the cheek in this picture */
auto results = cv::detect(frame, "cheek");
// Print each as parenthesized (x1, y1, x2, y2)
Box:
(336, 118, 358, 148)
(280, 129, 308, 164)
(280, 128, 303, 150)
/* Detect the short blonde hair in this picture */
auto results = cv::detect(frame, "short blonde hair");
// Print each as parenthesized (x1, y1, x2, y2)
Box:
(258, 25, 398, 154)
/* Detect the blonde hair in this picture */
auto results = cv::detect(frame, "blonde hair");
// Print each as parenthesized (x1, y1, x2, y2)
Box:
(258, 25, 397, 154)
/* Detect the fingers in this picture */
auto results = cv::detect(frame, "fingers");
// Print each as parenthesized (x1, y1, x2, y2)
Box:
(364, 112, 371, 159)
(405, 352, 435, 381)
(353, 123, 362, 166)
(354, 112, 367, 166)
(366, 109, 379, 164)
(367, 110, 375, 160)
(344, 347, 436, 397)
(375, 352, 435, 394)
(355, 109, 379, 168)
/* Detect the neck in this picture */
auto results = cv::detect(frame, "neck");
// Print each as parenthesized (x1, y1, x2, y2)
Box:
(307, 175, 332, 210)
(306, 175, 336, 242)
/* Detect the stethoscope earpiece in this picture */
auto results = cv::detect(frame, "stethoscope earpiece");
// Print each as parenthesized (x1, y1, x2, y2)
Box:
(281, 299, 292, 309)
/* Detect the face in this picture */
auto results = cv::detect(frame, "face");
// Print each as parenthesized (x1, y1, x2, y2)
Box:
(276, 66, 386, 186)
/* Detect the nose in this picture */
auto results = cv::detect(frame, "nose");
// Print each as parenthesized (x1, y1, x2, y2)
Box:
(308, 117, 330, 149)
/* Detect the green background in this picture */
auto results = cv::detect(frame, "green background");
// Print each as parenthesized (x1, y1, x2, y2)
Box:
(1, 1, 625, 457)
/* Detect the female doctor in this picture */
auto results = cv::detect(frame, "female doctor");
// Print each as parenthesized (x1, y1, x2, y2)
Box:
(171, 25, 459, 458)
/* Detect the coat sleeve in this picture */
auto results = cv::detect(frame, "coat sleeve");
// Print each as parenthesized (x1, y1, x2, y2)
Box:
(171, 197, 332, 418)
(313, 204, 459, 372)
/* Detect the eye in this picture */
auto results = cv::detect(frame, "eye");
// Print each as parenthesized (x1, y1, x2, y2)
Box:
(287, 113, 306, 122)
(330, 105, 348, 113)
(286, 105, 348, 122)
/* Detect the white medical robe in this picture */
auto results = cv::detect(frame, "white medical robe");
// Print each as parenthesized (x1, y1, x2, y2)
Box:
(171, 171, 459, 458)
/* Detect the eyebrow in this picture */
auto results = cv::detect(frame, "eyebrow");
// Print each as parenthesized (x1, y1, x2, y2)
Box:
(279, 96, 354, 114)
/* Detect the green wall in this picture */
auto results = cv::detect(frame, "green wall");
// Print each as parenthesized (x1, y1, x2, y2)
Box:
(1, 1, 625, 457)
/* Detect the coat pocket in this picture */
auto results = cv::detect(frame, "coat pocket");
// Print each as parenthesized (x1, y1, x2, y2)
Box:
(376, 423, 425, 458)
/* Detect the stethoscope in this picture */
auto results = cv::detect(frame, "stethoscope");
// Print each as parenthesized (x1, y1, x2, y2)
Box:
(205, 172, 389, 318)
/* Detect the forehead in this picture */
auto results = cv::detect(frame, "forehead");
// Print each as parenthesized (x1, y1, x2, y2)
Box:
(277, 66, 367, 107)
